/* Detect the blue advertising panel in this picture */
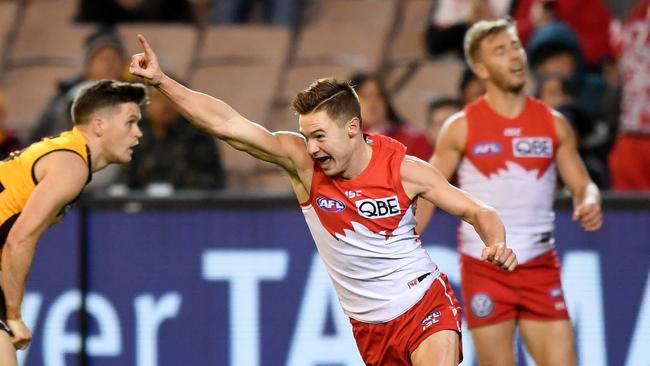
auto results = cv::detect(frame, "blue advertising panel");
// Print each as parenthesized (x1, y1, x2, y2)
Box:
(20, 205, 650, 366)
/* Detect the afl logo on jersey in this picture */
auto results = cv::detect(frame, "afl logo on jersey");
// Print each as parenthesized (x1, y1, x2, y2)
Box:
(471, 141, 502, 155)
(355, 196, 401, 219)
(471, 293, 494, 318)
(513, 137, 553, 157)
(316, 196, 346, 212)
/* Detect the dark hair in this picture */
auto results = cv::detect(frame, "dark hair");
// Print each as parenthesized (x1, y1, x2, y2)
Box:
(84, 27, 125, 60)
(529, 42, 576, 71)
(537, 73, 577, 98)
(459, 66, 479, 94)
(71, 80, 148, 125)
(427, 97, 463, 127)
(349, 72, 404, 126)
(291, 77, 361, 126)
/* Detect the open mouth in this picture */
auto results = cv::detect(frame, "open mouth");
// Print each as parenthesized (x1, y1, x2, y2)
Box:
(510, 66, 524, 75)
(316, 156, 332, 166)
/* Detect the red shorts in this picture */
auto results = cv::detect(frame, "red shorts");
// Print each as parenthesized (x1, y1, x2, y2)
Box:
(461, 249, 570, 329)
(350, 273, 463, 365)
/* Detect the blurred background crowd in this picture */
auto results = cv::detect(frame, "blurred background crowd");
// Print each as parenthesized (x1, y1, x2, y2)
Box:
(0, 0, 647, 194)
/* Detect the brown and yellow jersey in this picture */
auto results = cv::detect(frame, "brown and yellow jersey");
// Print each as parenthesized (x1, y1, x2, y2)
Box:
(0, 128, 92, 245)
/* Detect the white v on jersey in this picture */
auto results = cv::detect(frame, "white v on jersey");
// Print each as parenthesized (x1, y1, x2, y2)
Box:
(458, 96, 558, 264)
(301, 134, 439, 323)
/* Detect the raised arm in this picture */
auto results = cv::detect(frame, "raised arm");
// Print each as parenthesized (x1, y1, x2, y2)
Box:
(1, 152, 88, 350)
(415, 114, 466, 233)
(553, 113, 603, 231)
(403, 156, 517, 271)
(128, 35, 310, 177)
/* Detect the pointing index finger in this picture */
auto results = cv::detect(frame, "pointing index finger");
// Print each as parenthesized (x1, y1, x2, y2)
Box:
(137, 34, 154, 57)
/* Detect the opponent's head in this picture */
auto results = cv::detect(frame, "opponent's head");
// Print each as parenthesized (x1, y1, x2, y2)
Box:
(464, 18, 527, 93)
(72, 80, 148, 164)
(292, 78, 362, 176)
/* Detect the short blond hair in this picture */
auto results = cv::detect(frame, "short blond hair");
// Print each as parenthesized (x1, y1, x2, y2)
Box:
(464, 18, 516, 71)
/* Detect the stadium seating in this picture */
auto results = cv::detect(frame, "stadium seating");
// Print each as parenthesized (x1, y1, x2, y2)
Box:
(118, 24, 199, 81)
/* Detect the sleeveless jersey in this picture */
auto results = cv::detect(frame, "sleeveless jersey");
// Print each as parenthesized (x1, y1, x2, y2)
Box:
(301, 133, 438, 323)
(458, 96, 558, 264)
(0, 128, 91, 245)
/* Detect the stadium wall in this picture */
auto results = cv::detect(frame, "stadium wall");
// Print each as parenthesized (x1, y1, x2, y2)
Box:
(19, 193, 650, 366)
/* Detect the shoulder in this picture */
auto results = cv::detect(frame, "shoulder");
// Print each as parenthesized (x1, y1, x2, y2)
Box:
(400, 154, 449, 199)
(437, 111, 467, 147)
(400, 155, 432, 184)
(549, 109, 573, 142)
(275, 131, 313, 171)
(34, 150, 89, 185)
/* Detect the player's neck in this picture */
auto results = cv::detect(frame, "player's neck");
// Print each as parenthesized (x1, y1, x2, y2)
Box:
(483, 86, 527, 119)
(77, 127, 110, 172)
(340, 138, 373, 179)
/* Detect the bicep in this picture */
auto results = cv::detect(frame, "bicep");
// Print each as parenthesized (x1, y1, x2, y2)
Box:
(422, 176, 480, 221)
(220, 115, 306, 174)
(402, 157, 478, 222)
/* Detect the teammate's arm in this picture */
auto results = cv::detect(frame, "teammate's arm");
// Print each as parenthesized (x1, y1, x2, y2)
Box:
(553, 113, 603, 231)
(0, 152, 88, 350)
(128, 35, 309, 176)
(403, 157, 517, 271)
(415, 115, 466, 233)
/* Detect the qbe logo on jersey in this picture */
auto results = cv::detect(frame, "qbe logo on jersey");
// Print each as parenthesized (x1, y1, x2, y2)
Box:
(512, 137, 553, 158)
(355, 196, 401, 219)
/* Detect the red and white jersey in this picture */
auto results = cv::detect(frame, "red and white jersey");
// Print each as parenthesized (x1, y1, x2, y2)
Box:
(301, 133, 438, 323)
(458, 96, 558, 264)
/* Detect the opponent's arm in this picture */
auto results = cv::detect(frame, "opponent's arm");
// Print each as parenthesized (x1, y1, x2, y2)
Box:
(403, 157, 516, 271)
(415, 115, 466, 233)
(1, 152, 88, 350)
(553, 113, 603, 231)
(129, 35, 309, 176)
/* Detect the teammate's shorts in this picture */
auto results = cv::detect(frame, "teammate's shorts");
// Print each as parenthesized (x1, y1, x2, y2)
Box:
(350, 273, 463, 365)
(461, 249, 570, 329)
(0, 284, 12, 335)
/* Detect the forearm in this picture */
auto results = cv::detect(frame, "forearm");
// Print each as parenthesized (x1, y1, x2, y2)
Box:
(467, 205, 506, 248)
(156, 74, 239, 137)
(1, 238, 37, 319)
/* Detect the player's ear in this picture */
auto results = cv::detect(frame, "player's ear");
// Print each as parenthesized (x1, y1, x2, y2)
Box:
(473, 63, 489, 80)
(90, 116, 106, 137)
(347, 117, 362, 137)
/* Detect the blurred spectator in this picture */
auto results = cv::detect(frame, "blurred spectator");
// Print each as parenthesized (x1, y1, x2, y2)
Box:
(527, 21, 609, 120)
(608, 0, 650, 191)
(538, 74, 611, 188)
(426, 0, 513, 58)
(28, 29, 127, 143)
(459, 66, 486, 105)
(513, 0, 614, 70)
(350, 72, 433, 161)
(212, 0, 301, 28)
(0, 89, 23, 160)
(425, 97, 462, 147)
(77, 0, 195, 24)
(120, 86, 226, 190)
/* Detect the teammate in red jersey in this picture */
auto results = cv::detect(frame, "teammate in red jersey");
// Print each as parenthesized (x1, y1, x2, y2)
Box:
(130, 35, 517, 365)
(417, 18, 602, 366)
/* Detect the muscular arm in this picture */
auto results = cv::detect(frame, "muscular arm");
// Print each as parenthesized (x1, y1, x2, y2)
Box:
(1, 152, 88, 347)
(403, 156, 516, 271)
(415, 115, 466, 234)
(553, 113, 603, 231)
(129, 35, 311, 181)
